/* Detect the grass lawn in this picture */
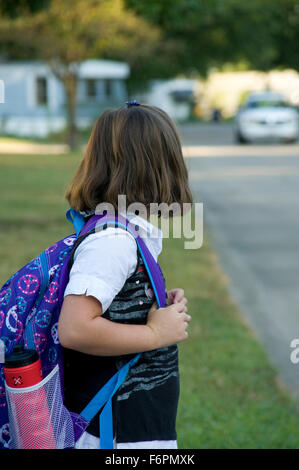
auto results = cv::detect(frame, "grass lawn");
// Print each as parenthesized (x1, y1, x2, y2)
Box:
(0, 152, 299, 448)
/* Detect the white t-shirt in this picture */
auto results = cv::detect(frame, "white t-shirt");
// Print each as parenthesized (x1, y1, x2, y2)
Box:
(64, 212, 163, 312)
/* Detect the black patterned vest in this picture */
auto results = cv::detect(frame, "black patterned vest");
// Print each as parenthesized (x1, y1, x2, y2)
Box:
(63, 240, 179, 443)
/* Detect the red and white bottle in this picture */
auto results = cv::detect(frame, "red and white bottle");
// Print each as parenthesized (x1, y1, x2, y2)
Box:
(4, 344, 56, 449)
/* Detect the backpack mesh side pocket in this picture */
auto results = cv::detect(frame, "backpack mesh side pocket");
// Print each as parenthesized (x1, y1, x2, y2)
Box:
(5, 365, 75, 449)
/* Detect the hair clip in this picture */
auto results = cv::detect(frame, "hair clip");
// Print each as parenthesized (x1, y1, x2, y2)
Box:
(125, 100, 140, 107)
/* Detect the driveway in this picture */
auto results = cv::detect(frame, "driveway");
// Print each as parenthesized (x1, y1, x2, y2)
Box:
(180, 122, 299, 395)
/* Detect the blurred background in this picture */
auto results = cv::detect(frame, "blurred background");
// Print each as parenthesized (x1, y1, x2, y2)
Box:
(0, 0, 299, 449)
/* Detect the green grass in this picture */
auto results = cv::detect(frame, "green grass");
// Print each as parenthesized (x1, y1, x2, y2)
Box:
(160, 233, 299, 448)
(0, 125, 92, 145)
(0, 152, 299, 448)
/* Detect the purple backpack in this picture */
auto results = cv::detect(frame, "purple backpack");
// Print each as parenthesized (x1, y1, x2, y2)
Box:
(0, 210, 166, 449)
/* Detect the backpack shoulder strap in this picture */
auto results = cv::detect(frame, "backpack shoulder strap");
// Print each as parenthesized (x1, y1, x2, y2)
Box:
(68, 211, 166, 309)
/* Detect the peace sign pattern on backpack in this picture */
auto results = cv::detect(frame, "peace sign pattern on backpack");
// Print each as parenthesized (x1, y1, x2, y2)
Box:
(0, 234, 76, 449)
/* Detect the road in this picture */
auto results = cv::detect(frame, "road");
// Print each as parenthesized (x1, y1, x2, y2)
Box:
(179, 122, 299, 396)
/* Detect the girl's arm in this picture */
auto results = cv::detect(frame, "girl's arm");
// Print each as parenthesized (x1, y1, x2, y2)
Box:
(58, 294, 190, 356)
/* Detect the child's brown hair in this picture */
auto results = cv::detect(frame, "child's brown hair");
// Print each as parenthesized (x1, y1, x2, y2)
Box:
(66, 104, 193, 216)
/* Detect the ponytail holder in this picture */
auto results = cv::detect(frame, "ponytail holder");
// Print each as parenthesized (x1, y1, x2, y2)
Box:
(125, 100, 140, 107)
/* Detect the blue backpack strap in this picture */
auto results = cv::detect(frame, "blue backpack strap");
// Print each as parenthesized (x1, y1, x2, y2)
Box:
(66, 209, 86, 237)
(25, 250, 50, 349)
(66, 211, 166, 449)
(80, 353, 141, 449)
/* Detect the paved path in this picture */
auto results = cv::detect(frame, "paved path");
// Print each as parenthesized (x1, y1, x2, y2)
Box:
(179, 123, 299, 396)
(0, 140, 69, 154)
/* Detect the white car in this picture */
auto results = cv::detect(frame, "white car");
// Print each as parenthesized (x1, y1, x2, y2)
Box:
(234, 92, 299, 143)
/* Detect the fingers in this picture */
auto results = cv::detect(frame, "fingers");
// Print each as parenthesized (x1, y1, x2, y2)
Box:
(172, 300, 188, 314)
(173, 289, 184, 303)
(175, 305, 192, 336)
(182, 312, 191, 337)
(182, 314, 191, 333)
(178, 297, 188, 313)
(168, 288, 187, 305)
(173, 289, 185, 304)
(181, 297, 188, 309)
(183, 320, 189, 338)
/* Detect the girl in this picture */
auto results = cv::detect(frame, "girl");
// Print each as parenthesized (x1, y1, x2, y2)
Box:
(58, 102, 193, 449)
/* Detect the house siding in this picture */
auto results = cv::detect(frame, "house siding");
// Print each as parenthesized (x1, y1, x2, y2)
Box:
(0, 61, 129, 137)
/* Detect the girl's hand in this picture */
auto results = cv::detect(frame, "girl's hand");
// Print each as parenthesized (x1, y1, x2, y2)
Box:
(146, 300, 191, 349)
(168, 288, 188, 308)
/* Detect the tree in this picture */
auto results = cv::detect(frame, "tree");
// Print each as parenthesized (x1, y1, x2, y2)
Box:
(0, 0, 49, 18)
(0, 0, 162, 148)
(0, 0, 50, 59)
(124, 0, 287, 75)
(266, 0, 299, 72)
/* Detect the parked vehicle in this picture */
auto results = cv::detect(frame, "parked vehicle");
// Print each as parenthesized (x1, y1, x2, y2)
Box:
(234, 92, 299, 143)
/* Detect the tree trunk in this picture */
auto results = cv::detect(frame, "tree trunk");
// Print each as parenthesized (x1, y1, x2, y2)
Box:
(64, 72, 79, 150)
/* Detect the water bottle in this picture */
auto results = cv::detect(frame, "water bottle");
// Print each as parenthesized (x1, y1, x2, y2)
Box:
(4, 344, 56, 449)
(4, 344, 42, 388)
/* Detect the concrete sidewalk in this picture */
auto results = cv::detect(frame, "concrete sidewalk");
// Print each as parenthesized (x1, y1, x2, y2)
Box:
(0, 140, 69, 154)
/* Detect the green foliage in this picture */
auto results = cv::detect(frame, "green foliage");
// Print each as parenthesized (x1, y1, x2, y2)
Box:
(125, 0, 299, 74)
(2, 0, 298, 92)
(3, 0, 158, 69)
(0, 0, 49, 18)
(0, 0, 172, 84)
(1, 0, 298, 145)
(0, 0, 167, 147)
(268, 0, 299, 71)
(0, 0, 176, 144)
